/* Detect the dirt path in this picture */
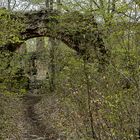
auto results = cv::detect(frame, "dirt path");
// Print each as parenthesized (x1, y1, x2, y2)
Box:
(22, 94, 58, 140)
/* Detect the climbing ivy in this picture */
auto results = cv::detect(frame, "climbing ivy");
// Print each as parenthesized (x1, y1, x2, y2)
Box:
(0, 8, 23, 46)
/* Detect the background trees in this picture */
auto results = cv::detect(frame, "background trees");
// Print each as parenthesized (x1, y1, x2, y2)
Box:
(0, 0, 140, 139)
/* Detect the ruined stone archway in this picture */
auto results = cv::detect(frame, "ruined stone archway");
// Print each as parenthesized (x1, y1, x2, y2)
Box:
(1, 9, 108, 61)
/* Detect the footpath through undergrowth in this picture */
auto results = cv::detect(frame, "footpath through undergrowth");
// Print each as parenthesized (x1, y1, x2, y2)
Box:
(22, 93, 59, 140)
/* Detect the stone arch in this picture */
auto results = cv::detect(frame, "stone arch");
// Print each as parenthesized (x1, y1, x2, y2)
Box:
(1, 9, 108, 61)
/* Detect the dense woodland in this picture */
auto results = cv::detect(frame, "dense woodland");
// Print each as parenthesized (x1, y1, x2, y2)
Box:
(0, 0, 140, 140)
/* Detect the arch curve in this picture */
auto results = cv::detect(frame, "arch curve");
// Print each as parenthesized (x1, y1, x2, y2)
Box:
(1, 9, 108, 60)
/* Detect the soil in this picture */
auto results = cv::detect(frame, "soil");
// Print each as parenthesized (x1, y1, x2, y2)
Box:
(22, 93, 58, 140)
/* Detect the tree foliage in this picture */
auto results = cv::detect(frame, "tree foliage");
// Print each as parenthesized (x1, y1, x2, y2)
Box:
(0, 0, 140, 139)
